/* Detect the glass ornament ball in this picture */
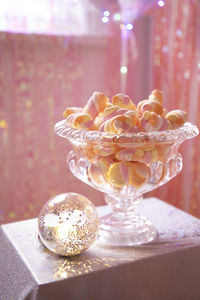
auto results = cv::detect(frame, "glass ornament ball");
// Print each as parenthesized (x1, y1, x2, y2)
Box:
(38, 193, 99, 256)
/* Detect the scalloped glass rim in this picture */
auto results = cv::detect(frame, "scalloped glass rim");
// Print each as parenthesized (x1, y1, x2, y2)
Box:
(54, 120, 199, 144)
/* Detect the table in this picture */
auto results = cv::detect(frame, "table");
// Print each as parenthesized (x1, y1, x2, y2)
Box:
(1, 197, 200, 300)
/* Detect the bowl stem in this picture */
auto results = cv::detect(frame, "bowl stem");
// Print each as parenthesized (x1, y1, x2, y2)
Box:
(98, 194, 157, 246)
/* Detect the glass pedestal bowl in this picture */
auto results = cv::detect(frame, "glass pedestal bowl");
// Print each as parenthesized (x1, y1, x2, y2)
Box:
(55, 120, 199, 246)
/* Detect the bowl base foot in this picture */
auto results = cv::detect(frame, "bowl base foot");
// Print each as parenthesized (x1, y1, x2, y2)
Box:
(98, 212, 157, 246)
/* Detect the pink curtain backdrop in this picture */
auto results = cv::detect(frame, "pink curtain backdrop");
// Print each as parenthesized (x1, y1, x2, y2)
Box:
(0, 0, 200, 224)
(148, 0, 200, 217)
(0, 32, 121, 224)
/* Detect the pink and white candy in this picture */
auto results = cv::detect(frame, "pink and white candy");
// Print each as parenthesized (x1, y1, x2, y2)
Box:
(141, 111, 171, 132)
(84, 91, 109, 119)
(63, 107, 83, 118)
(116, 147, 159, 165)
(65, 112, 94, 130)
(111, 94, 136, 110)
(137, 100, 163, 115)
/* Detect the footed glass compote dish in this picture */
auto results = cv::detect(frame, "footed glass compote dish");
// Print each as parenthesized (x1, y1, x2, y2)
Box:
(55, 120, 199, 246)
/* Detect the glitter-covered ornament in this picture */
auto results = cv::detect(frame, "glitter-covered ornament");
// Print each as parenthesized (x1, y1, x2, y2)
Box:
(38, 193, 99, 256)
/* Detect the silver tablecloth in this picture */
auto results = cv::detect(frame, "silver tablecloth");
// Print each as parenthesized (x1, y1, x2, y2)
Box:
(1, 197, 200, 300)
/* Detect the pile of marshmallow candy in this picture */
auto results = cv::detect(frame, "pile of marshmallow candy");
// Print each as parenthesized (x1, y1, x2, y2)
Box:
(63, 89, 187, 133)
(63, 90, 187, 189)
